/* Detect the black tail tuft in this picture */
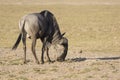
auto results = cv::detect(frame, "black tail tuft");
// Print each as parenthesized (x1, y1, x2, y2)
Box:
(12, 33, 22, 50)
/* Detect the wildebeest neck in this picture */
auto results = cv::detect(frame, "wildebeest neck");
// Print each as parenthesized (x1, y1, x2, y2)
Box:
(51, 23, 62, 44)
(50, 19, 62, 44)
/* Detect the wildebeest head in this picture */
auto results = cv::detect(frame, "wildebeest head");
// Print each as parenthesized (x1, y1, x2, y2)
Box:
(56, 33, 68, 61)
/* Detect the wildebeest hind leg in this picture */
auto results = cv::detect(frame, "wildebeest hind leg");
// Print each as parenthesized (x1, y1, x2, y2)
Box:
(22, 33, 27, 64)
(31, 37, 40, 64)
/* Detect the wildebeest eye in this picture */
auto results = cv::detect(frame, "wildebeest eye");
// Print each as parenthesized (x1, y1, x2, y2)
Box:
(61, 42, 67, 47)
(62, 38, 68, 46)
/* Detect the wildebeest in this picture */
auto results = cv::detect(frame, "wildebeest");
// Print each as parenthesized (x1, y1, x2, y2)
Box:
(12, 10, 68, 64)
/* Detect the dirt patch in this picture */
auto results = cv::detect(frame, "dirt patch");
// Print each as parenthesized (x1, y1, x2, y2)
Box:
(0, 48, 119, 80)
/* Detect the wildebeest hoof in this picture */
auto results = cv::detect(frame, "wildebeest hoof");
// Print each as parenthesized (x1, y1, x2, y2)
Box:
(37, 62, 40, 64)
(36, 61, 40, 64)
(49, 60, 55, 64)
(41, 62, 44, 64)
(57, 58, 64, 62)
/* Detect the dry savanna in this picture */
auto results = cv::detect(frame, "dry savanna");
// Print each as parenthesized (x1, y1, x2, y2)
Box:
(0, 0, 120, 80)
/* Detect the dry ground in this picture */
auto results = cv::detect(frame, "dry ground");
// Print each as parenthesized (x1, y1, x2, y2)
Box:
(0, 0, 120, 80)
(0, 48, 120, 80)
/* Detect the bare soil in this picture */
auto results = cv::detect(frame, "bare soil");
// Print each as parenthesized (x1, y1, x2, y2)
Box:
(0, 48, 119, 80)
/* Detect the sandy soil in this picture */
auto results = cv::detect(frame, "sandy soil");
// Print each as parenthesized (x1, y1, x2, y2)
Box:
(0, 47, 119, 80)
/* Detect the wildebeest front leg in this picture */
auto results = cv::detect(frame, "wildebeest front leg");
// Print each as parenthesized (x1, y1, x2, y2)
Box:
(46, 48, 52, 63)
(46, 47, 55, 63)
(22, 33, 27, 64)
(31, 37, 40, 64)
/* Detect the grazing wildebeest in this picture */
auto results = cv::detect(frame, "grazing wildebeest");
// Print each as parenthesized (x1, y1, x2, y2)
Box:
(12, 10, 68, 64)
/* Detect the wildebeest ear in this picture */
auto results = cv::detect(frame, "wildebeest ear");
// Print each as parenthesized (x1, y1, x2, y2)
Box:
(61, 32, 66, 37)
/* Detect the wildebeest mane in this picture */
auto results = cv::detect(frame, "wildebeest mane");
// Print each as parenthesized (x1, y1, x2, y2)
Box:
(40, 10, 62, 44)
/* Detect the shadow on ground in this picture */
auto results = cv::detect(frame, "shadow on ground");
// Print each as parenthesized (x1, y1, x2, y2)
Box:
(68, 56, 120, 62)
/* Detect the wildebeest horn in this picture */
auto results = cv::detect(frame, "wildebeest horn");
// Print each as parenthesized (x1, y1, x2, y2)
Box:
(61, 32, 66, 37)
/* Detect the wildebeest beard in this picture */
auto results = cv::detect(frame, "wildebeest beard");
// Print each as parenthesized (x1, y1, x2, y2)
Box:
(52, 37, 68, 62)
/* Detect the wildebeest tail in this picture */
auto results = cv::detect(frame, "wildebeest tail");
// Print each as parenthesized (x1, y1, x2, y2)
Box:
(12, 33, 22, 50)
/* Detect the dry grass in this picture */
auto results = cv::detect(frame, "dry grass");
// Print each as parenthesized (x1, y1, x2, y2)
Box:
(1, 3, 120, 53)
